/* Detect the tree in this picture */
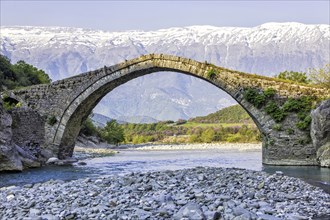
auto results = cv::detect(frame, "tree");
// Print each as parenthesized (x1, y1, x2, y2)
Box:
(200, 128, 215, 143)
(308, 64, 330, 88)
(80, 118, 98, 137)
(0, 55, 51, 91)
(276, 71, 310, 84)
(0, 55, 18, 90)
(100, 120, 125, 145)
(12, 60, 51, 87)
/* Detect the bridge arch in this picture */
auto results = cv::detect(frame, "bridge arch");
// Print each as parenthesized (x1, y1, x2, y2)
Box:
(10, 54, 326, 165)
(54, 54, 266, 158)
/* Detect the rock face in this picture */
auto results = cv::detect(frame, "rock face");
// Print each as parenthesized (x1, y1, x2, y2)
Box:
(0, 101, 23, 171)
(317, 143, 330, 167)
(311, 99, 330, 167)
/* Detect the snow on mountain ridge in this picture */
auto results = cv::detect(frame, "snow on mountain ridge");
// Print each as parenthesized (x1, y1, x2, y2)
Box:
(1, 23, 329, 121)
(2, 23, 329, 50)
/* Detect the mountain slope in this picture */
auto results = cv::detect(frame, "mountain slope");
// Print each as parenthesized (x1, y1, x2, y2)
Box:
(190, 104, 253, 124)
(1, 23, 329, 120)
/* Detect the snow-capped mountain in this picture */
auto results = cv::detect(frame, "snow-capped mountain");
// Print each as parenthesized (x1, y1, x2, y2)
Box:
(1, 23, 329, 120)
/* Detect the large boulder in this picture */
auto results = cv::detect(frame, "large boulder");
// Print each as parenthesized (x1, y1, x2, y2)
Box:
(0, 101, 23, 171)
(317, 143, 330, 167)
(173, 202, 206, 220)
(311, 99, 330, 167)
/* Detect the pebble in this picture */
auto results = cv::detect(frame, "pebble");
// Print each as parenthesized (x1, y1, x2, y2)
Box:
(0, 167, 329, 220)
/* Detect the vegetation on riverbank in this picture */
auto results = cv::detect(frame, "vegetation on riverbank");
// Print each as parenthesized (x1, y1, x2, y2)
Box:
(80, 105, 261, 145)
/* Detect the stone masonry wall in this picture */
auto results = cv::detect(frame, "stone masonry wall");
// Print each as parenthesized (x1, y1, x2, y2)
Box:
(10, 108, 46, 159)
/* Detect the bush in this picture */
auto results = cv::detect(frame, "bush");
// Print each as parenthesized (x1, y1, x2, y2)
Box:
(286, 128, 294, 135)
(200, 128, 215, 143)
(80, 118, 98, 136)
(226, 133, 243, 143)
(282, 98, 302, 112)
(308, 63, 330, 88)
(243, 88, 266, 108)
(264, 88, 276, 98)
(176, 119, 187, 125)
(265, 101, 278, 114)
(296, 115, 312, 130)
(272, 124, 282, 131)
(189, 134, 200, 143)
(48, 115, 58, 126)
(207, 68, 217, 80)
(276, 70, 310, 84)
(272, 109, 286, 122)
(0, 55, 51, 91)
(100, 120, 125, 144)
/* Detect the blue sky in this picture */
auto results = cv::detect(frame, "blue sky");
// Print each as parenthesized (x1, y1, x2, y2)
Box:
(1, 1, 329, 31)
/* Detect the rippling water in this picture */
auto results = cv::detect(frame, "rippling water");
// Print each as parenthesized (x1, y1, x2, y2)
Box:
(1, 149, 329, 193)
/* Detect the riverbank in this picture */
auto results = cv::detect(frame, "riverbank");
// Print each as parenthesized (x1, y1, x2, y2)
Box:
(124, 143, 262, 151)
(74, 146, 117, 160)
(0, 167, 329, 220)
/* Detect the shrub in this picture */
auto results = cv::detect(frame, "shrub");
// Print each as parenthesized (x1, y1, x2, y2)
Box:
(282, 98, 301, 112)
(276, 70, 310, 84)
(200, 128, 215, 143)
(308, 63, 330, 88)
(100, 120, 125, 144)
(189, 134, 200, 143)
(80, 118, 98, 136)
(207, 68, 217, 79)
(176, 119, 187, 125)
(296, 115, 312, 130)
(264, 88, 276, 98)
(265, 101, 278, 114)
(48, 116, 57, 126)
(265, 101, 286, 122)
(272, 124, 282, 131)
(243, 88, 266, 108)
(286, 128, 294, 135)
(226, 133, 243, 143)
(282, 96, 313, 113)
(272, 109, 286, 122)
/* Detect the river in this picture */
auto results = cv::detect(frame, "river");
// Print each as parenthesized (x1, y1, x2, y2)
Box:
(0, 149, 329, 193)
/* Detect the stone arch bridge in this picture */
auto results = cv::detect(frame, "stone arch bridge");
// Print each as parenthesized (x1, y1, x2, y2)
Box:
(6, 54, 329, 165)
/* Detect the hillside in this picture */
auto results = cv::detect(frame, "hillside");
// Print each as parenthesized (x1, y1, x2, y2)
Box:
(190, 105, 253, 124)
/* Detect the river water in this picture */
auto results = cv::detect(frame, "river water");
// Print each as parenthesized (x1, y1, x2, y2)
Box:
(1, 149, 329, 193)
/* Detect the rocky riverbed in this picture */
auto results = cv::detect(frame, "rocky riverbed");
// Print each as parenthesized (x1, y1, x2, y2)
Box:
(1, 167, 329, 220)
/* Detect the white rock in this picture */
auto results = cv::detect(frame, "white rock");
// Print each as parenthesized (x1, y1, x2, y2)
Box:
(46, 157, 59, 164)
(6, 194, 15, 201)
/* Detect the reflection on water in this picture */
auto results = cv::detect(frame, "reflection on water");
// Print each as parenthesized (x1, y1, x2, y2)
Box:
(0, 149, 329, 193)
(263, 165, 330, 193)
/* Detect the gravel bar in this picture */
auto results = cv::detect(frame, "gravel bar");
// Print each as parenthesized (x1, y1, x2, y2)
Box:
(0, 167, 329, 220)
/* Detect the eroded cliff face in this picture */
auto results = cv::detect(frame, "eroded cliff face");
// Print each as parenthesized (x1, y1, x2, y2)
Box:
(311, 99, 330, 167)
(0, 101, 23, 171)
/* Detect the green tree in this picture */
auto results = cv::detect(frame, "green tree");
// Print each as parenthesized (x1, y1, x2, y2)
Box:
(12, 60, 51, 87)
(189, 134, 200, 143)
(80, 118, 98, 137)
(100, 120, 125, 145)
(276, 71, 310, 84)
(0, 55, 51, 91)
(0, 55, 18, 90)
(200, 128, 215, 143)
(308, 64, 330, 88)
